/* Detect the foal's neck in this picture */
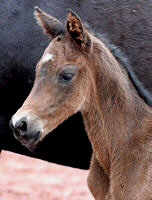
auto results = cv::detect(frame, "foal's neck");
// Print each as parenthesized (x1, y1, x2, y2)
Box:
(81, 38, 151, 172)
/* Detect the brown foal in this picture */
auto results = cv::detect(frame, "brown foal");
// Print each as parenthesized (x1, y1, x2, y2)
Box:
(10, 7, 152, 200)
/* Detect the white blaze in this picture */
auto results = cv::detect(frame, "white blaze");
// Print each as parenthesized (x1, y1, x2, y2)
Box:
(42, 53, 54, 64)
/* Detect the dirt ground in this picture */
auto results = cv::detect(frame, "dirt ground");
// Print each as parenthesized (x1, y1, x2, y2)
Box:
(0, 151, 93, 200)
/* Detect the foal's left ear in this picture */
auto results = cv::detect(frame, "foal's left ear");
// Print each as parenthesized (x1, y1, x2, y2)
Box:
(66, 10, 91, 52)
(34, 6, 64, 39)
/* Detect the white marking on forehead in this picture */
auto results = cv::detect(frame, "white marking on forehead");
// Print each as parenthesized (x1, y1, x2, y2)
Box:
(42, 53, 54, 64)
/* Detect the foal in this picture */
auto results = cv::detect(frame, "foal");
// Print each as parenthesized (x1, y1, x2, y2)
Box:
(10, 7, 152, 200)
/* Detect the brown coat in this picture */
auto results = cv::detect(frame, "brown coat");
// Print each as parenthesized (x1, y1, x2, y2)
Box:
(10, 7, 152, 200)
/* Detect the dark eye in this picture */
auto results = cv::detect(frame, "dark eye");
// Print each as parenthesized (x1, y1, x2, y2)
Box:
(59, 73, 74, 82)
(56, 35, 62, 41)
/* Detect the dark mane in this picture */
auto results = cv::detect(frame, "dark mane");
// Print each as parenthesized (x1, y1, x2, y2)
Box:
(91, 29, 152, 107)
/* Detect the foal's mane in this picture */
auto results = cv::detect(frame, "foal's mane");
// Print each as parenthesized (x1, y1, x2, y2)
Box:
(88, 26, 152, 107)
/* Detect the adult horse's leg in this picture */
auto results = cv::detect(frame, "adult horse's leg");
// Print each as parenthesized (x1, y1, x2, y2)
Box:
(87, 153, 110, 200)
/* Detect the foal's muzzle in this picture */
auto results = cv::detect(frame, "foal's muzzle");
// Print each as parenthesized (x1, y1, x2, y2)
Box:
(9, 112, 42, 149)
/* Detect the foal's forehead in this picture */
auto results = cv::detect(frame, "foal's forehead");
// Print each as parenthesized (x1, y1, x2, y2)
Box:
(40, 36, 84, 68)
(42, 38, 65, 56)
(41, 52, 54, 64)
(40, 41, 57, 64)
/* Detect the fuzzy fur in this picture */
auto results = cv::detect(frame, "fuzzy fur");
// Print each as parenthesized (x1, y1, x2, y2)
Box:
(12, 8, 152, 200)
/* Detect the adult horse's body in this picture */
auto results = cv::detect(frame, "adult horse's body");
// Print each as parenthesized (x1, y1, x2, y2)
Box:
(1, 0, 152, 169)
(10, 7, 152, 200)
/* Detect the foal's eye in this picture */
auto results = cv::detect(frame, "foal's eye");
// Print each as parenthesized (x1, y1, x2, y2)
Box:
(58, 65, 78, 83)
(59, 73, 74, 82)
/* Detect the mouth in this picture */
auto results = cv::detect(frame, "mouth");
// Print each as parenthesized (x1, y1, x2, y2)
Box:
(13, 130, 42, 150)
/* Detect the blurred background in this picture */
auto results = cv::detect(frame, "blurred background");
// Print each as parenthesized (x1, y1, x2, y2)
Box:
(0, 151, 92, 200)
(0, 1, 152, 199)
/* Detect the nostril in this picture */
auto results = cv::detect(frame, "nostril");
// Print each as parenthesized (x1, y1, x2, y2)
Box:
(16, 120, 27, 132)
(15, 118, 28, 137)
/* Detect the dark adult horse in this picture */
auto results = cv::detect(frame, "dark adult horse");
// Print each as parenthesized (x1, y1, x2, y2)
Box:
(1, 0, 152, 169)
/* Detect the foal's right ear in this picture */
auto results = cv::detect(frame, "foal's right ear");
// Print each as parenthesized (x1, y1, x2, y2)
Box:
(34, 6, 64, 39)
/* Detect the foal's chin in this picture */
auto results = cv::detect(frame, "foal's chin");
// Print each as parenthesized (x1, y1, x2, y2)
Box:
(18, 129, 53, 152)
(13, 131, 42, 152)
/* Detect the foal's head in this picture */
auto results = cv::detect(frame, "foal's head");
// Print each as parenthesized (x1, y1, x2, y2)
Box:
(10, 7, 94, 148)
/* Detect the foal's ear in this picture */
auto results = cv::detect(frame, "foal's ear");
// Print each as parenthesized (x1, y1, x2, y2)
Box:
(66, 10, 91, 52)
(34, 6, 64, 39)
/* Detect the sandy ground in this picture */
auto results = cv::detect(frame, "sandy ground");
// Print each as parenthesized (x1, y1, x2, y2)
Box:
(0, 151, 93, 200)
